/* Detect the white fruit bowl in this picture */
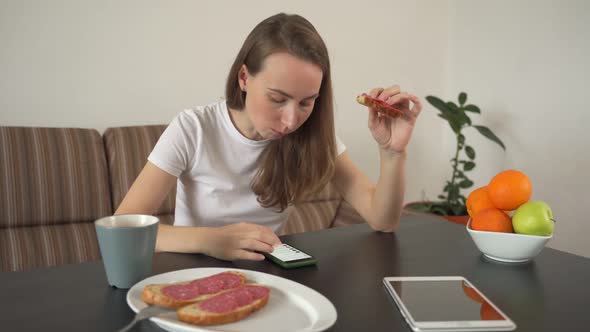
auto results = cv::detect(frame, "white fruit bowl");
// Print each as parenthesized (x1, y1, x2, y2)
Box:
(466, 219, 552, 263)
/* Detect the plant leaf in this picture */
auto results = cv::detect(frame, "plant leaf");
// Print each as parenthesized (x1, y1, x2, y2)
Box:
(463, 161, 475, 171)
(458, 134, 465, 144)
(437, 195, 446, 200)
(464, 104, 481, 113)
(443, 183, 451, 192)
(428, 96, 462, 133)
(473, 125, 506, 150)
(458, 195, 467, 205)
(426, 96, 451, 114)
(458, 111, 472, 127)
(449, 121, 462, 134)
(406, 203, 433, 213)
(451, 204, 467, 216)
(459, 92, 467, 106)
(451, 204, 465, 216)
(431, 206, 449, 216)
(447, 102, 460, 113)
(459, 179, 474, 188)
(445, 111, 470, 132)
(465, 146, 476, 159)
(448, 186, 459, 202)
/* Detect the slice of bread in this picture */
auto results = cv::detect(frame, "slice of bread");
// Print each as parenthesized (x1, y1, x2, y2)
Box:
(141, 271, 246, 308)
(177, 284, 270, 326)
(356, 94, 404, 118)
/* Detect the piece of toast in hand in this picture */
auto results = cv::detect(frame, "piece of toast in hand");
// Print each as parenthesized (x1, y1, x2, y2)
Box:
(177, 284, 270, 326)
(356, 93, 404, 118)
(141, 271, 246, 308)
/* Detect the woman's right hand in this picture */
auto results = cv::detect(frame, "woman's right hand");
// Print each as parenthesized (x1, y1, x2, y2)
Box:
(203, 222, 282, 261)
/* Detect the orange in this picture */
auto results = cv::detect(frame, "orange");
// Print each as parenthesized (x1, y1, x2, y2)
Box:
(488, 170, 532, 211)
(480, 302, 503, 320)
(471, 208, 514, 233)
(462, 281, 484, 304)
(466, 186, 496, 218)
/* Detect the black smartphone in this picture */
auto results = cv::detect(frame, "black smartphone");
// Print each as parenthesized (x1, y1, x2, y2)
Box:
(264, 243, 317, 269)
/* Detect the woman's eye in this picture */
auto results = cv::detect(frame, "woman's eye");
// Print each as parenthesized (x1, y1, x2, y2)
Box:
(300, 101, 314, 109)
(269, 96, 286, 104)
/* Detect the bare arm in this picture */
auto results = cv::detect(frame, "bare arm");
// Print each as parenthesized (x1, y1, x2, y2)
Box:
(336, 85, 420, 232)
(115, 161, 191, 252)
(332, 151, 405, 233)
(115, 161, 177, 215)
(115, 161, 281, 258)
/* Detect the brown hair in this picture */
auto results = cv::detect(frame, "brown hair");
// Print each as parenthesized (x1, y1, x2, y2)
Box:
(225, 13, 337, 212)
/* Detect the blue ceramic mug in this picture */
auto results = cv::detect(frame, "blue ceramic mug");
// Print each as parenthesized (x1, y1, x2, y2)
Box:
(95, 215, 159, 289)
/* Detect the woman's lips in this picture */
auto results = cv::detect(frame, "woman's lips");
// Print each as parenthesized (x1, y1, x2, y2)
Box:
(271, 129, 285, 137)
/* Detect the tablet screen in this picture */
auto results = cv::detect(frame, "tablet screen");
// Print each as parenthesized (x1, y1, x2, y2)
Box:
(387, 279, 505, 322)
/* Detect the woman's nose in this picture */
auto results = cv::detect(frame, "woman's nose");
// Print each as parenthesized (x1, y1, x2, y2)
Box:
(281, 104, 298, 132)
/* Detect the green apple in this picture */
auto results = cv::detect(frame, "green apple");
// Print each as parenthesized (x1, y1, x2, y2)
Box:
(512, 201, 555, 236)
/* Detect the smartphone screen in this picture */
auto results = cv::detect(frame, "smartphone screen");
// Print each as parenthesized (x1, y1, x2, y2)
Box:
(264, 244, 317, 268)
(269, 244, 312, 262)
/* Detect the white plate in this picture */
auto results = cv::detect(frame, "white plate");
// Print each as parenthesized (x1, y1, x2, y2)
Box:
(127, 267, 337, 332)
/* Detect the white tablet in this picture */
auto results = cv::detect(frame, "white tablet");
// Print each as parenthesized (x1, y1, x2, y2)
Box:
(383, 276, 516, 332)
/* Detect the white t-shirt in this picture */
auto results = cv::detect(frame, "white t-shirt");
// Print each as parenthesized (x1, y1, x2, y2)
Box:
(148, 101, 346, 232)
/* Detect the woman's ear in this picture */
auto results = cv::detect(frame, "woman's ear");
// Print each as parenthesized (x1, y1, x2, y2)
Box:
(238, 65, 250, 92)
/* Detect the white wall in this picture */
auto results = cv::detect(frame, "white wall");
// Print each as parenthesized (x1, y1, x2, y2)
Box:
(1, 1, 588, 257)
(447, 0, 590, 257)
(0, 0, 450, 205)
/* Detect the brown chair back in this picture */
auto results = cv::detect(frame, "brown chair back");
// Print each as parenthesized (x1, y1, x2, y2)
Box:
(0, 127, 110, 271)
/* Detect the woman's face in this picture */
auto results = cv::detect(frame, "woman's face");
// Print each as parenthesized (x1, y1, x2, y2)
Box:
(238, 52, 323, 140)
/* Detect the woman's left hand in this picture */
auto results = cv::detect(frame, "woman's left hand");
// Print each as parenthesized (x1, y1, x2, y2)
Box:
(364, 85, 422, 154)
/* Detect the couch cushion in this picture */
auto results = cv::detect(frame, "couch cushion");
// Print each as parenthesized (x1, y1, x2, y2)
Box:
(156, 214, 174, 225)
(331, 200, 366, 227)
(103, 125, 175, 215)
(281, 183, 342, 235)
(281, 201, 340, 235)
(0, 127, 112, 228)
(0, 222, 101, 272)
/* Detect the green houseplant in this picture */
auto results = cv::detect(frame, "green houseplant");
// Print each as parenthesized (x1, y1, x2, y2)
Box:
(406, 92, 505, 221)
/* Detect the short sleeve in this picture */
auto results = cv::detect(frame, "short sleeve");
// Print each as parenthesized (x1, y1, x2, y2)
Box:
(336, 135, 346, 156)
(148, 111, 199, 177)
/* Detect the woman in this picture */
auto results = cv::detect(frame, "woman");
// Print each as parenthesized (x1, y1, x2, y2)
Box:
(116, 13, 422, 261)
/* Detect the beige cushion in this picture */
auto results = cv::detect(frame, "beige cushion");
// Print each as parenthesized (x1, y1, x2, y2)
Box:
(103, 125, 175, 215)
(331, 200, 366, 227)
(282, 183, 344, 235)
(0, 127, 112, 228)
(156, 214, 175, 225)
(282, 201, 340, 235)
(0, 222, 101, 272)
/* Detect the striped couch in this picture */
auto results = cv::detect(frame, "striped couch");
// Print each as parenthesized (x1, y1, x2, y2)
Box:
(0, 126, 364, 272)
